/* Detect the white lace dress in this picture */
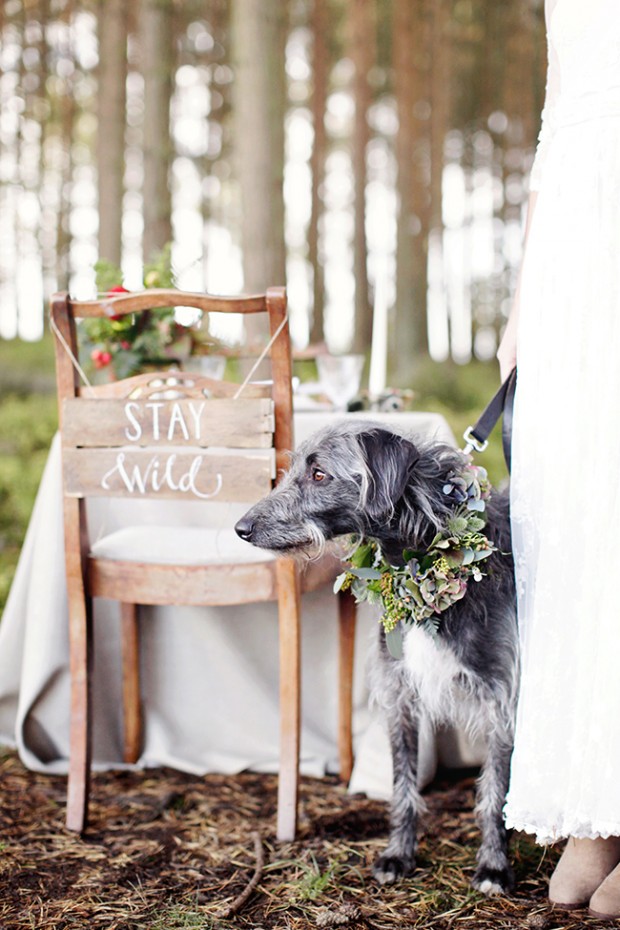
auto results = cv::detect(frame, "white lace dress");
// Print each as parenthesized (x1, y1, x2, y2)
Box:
(504, 0, 620, 844)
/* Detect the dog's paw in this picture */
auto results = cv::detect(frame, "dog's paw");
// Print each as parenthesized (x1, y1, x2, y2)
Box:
(372, 853, 415, 885)
(472, 863, 515, 896)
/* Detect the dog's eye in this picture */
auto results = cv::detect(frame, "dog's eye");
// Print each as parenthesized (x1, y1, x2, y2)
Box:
(311, 466, 327, 483)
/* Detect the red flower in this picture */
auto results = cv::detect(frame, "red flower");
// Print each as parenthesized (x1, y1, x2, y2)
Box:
(91, 348, 112, 369)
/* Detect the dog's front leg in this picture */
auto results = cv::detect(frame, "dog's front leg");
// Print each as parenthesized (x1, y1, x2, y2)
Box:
(472, 725, 514, 895)
(372, 690, 423, 884)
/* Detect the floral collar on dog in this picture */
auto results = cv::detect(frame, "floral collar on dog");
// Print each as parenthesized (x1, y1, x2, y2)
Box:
(334, 460, 496, 659)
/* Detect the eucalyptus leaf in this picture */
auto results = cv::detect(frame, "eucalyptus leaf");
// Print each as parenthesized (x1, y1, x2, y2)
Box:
(333, 573, 348, 594)
(348, 567, 383, 580)
(350, 580, 370, 601)
(385, 625, 404, 660)
(404, 580, 424, 606)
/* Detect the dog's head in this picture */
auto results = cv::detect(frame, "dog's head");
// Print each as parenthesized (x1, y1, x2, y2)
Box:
(234, 422, 456, 557)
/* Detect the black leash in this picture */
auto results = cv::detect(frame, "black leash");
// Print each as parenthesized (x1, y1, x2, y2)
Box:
(462, 367, 516, 471)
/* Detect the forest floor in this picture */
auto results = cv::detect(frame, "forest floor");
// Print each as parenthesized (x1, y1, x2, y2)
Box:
(0, 749, 611, 930)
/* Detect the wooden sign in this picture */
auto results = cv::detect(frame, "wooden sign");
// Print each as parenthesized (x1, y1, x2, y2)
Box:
(62, 397, 275, 449)
(63, 447, 275, 503)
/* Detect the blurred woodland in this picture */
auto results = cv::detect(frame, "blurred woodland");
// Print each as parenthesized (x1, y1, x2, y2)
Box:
(0, 0, 546, 375)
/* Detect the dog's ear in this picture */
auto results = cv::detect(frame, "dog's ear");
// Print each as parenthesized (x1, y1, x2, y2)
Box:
(357, 429, 420, 521)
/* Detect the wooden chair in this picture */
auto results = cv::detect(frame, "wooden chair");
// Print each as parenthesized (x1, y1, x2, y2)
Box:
(50, 287, 356, 841)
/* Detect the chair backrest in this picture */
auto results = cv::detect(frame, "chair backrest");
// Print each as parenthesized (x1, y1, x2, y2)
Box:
(51, 287, 292, 508)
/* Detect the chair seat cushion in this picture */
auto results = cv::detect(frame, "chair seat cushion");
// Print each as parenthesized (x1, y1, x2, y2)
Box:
(89, 525, 276, 567)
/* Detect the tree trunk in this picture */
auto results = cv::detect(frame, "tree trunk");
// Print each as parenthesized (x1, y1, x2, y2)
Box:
(8, 0, 26, 336)
(429, 0, 450, 353)
(56, 79, 77, 291)
(308, 0, 328, 347)
(231, 0, 287, 298)
(141, 0, 174, 263)
(429, 0, 449, 240)
(392, 0, 430, 375)
(97, 0, 127, 267)
(37, 0, 54, 295)
(348, 0, 373, 354)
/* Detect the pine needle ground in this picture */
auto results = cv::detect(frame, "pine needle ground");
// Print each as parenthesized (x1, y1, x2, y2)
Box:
(0, 749, 611, 930)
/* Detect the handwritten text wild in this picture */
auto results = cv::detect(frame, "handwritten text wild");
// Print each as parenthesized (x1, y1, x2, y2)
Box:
(101, 400, 223, 499)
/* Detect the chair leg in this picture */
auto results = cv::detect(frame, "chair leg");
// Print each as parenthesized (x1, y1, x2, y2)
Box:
(276, 557, 301, 842)
(66, 594, 93, 833)
(337, 589, 356, 783)
(120, 602, 142, 764)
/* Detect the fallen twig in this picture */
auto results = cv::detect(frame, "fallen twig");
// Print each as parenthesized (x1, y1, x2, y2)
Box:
(218, 831, 265, 918)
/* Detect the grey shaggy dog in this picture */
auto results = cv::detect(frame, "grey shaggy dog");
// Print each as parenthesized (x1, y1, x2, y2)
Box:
(235, 421, 518, 896)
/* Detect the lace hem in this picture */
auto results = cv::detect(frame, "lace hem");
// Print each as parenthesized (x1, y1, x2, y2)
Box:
(504, 809, 620, 846)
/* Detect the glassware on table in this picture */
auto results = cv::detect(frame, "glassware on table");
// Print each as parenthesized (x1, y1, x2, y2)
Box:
(185, 355, 226, 379)
(316, 353, 365, 411)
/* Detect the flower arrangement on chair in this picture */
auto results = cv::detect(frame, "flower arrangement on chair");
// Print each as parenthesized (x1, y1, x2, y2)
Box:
(80, 244, 214, 379)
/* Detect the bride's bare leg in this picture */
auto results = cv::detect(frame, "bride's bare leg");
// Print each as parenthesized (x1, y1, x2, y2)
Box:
(549, 837, 620, 908)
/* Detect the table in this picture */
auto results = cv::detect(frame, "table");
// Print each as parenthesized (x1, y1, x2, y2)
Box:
(0, 410, 485, 799)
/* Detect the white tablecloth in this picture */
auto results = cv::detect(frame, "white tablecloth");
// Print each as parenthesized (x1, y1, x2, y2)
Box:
(0, 410, 484, 798)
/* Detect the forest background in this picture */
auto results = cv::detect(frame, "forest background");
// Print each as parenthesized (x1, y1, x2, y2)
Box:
(0, 0, 546, 610)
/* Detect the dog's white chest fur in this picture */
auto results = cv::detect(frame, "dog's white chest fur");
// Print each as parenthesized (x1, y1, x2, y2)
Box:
(402, 625, 477, 728)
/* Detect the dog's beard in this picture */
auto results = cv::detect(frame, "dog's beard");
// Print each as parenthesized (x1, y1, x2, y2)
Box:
(303, 521, 329, 559)
(268, 520, 328, 560)
(252, 521, 347, 563)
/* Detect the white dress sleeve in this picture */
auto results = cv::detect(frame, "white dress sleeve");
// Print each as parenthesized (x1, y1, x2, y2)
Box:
(529, 0, 562, 191)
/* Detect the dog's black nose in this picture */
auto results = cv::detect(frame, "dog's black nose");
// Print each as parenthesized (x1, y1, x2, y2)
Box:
(235, 516, 255, 542)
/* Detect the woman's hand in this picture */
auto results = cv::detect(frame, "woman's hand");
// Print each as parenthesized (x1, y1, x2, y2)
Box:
(497, 190, 538, 383)
(497, 308, 518, 382)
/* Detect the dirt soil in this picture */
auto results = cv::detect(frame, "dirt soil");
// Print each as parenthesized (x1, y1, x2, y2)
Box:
(0, 749, 611, 929)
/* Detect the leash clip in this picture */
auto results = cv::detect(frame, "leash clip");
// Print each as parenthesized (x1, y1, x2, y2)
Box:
(462, 426, 488, 455)
(460, 368, 515, 468)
